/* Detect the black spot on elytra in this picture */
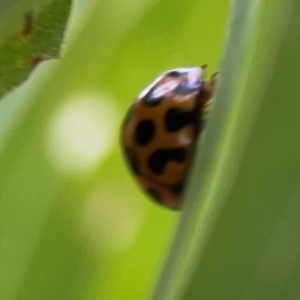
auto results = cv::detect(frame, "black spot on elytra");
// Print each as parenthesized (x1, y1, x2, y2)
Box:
(165, 108, 198, 132)
(124, 147, 140, 175)
(143, 87, 164, 106)
(173, 80, 200, 95)
(147, 188, 161, 202)
(168, 70, 186, 77)
(171, 182, 184, 196)
(148, 148, 186, 175)
(135, 120, 155, 145)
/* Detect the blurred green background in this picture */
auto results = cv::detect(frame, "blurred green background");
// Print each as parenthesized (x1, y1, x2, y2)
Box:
(3, 0, 300, 299)
(0, 0, 229, 299)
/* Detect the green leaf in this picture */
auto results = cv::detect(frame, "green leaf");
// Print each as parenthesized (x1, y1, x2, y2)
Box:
(0, 0, 50, 44)
(0, 0, 72, 98)
(151, 0, 300, 299)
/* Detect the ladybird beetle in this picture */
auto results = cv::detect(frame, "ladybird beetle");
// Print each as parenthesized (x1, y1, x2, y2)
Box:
(121, 66, 217, 210)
